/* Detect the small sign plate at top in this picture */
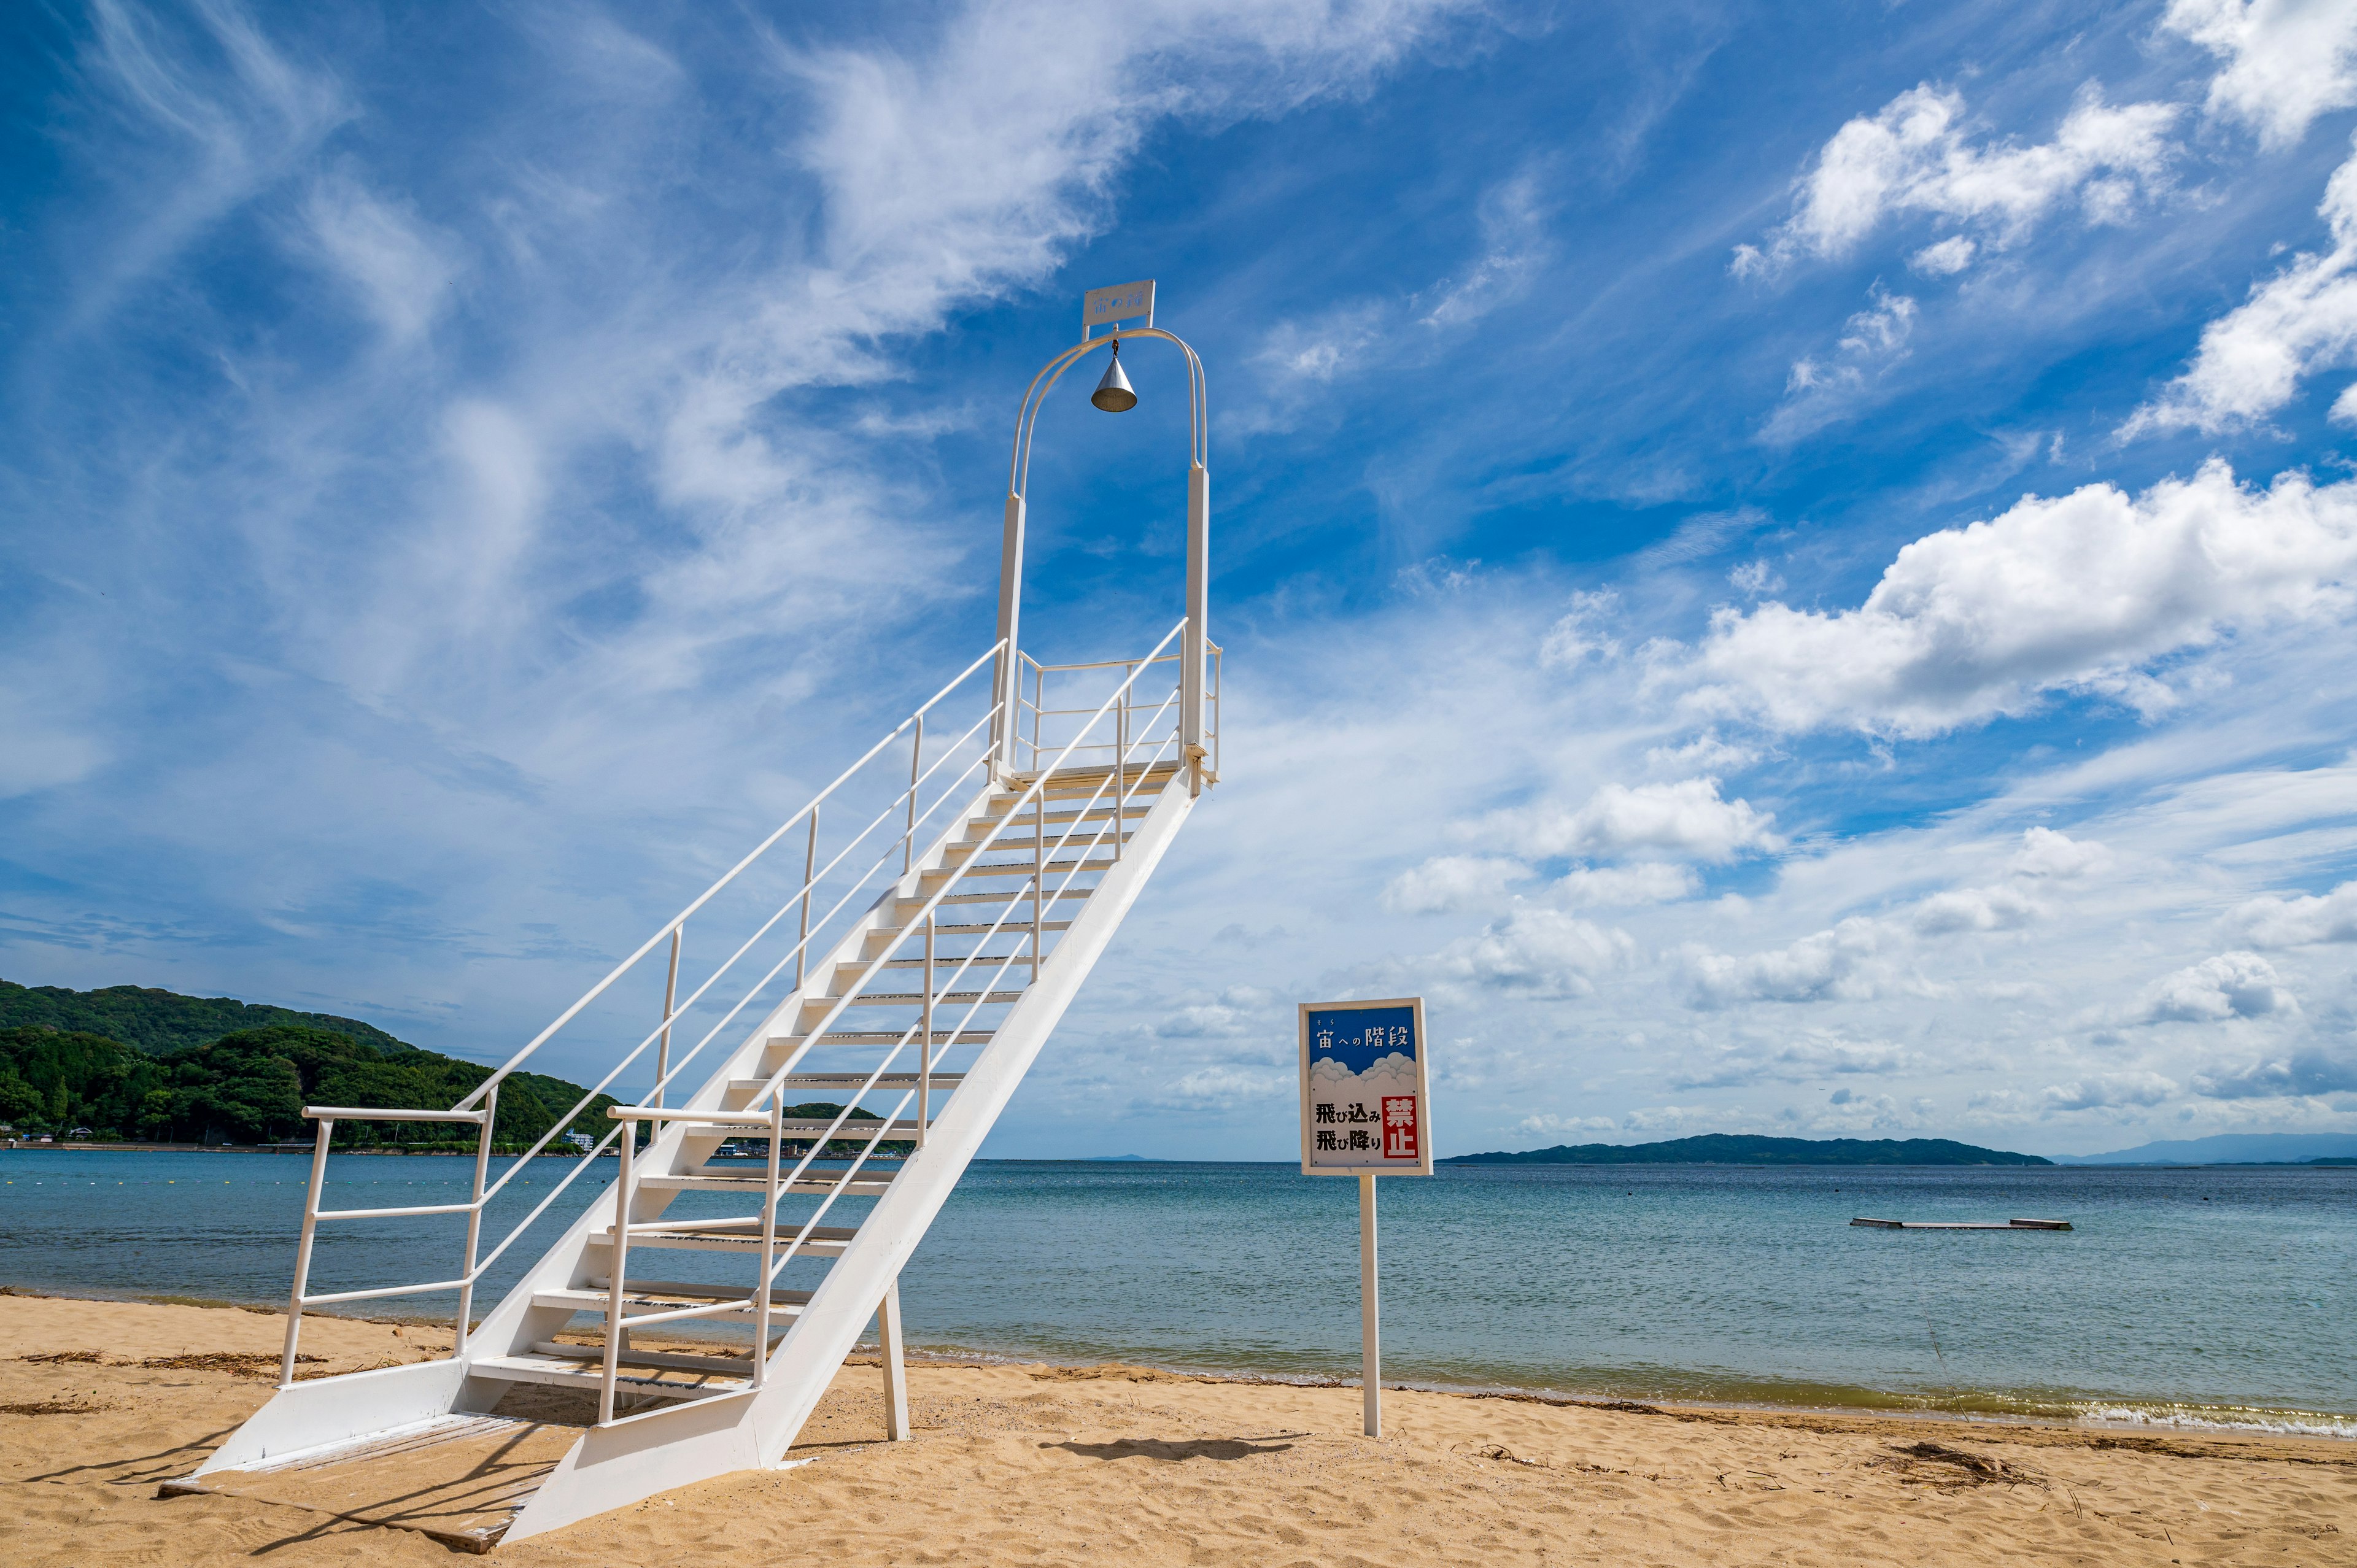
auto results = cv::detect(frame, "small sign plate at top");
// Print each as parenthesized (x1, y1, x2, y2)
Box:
(1083, 278, 1155, 333)
(1299, 997, 1432, 1176)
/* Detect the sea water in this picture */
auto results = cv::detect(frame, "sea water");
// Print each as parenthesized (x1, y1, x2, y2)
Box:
(2, 1151, 2350, 1435)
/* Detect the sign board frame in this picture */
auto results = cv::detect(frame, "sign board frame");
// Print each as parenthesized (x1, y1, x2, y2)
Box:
(1298, 996, 1433, 1178)
(1082, 279, 1155, 337)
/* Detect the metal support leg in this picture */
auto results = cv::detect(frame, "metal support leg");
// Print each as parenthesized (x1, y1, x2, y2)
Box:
(600, 1119, 635, 1426)
(278, 1118, 335, 1388)
(1360, 1172, 1380, 1440)
(456, 1088, 495, 1353)
(877, 1279, 910, 1441)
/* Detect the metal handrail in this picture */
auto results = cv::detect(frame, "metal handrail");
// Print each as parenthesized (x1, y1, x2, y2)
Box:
(274, 640, 1007, 1380)
(600, 637, 1189, 1347)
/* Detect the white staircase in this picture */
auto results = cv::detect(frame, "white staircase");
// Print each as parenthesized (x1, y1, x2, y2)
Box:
(180, 319, 1218, 1547)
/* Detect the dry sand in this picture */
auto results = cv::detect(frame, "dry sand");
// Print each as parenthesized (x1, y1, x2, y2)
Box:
(1, 1290, 2350, 1564)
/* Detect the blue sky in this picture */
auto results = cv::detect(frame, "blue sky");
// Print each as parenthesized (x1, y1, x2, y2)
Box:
(6, 0, 2357, 1158)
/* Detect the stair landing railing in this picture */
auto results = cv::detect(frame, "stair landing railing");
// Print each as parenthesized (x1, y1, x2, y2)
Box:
(591, 618, 1194, 1421)
(276, 639, 1015, 1386)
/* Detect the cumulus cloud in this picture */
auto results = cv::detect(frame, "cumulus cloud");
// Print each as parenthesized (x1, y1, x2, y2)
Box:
(2162, 0, 2357, 149)
(1554, 862, 1698, 909)
(1684, 917, 1888, 1008)
(2134, 951, 2297, 1022)
(1435, 908, 1637, 997)
(1669, 1032, 1916, 1089)
(2043, 1071, 2178, 1110)
(2194, 1047, 2357, 1099)
(1913, 884, 2042, 935)
(2223, 879, 2357, 946)
(1690, 460, 2357, 736)
(2010, 827, 2109, 878)
(1732, 83, 2180, 276)
(2123, 139, 2357, 436)
(1479, 778, 1782, 862)
(1381, 855, 1532, 915)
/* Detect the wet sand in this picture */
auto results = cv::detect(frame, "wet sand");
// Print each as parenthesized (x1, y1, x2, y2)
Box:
(1, 1291, 2350, 1564)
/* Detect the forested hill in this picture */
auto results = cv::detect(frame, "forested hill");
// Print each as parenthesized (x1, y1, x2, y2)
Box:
(0, 981, 616, 1151)
(1441, 1134, 2049, 1167)
(0, 979, 414, 1056)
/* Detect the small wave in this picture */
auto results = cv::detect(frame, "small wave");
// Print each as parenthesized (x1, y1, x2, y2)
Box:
(2074, 1402, 2357, 1439)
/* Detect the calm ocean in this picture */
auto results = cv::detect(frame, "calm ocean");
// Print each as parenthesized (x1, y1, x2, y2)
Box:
(3, 1150, 2350, 1436)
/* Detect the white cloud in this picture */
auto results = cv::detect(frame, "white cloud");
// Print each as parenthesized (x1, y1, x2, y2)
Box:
(2010, 827, 2110, 879)
(1538, 590, 1622, 668)
(1554, 862, 1698, 909)
(1435, 907, 1637, 997)
(1912, 884, 2042, 935)
(2193, 1047, 2357, 1099)
(297, 177, 459, 342)
(2223, 879, 2357, 946)
(2122, 138, 2357, 436)
(2162, 0, 2357, 149)
(1381, 855, 1533, 915)
(1480, 778, 1782, 862)
(2043, 1071, 2179, 1110)
(1690, 460, 2357, 736)
(1684, 916, 1888, 1008)
(1670, 1031, 1916, 1088)
(1727, 561, 1783, 597)
(2134, 951, 2297, 1022)
(1784, 284, 1917, 396)
(1910, 235, 1976, 276)
(1146, 1065, 1291, 1112)
(1733, 83, 2180, 276)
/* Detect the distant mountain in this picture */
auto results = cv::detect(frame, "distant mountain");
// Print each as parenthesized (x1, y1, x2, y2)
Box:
(0, 981, 614, 1150)
(0, 979, 415, 1056)
(2052, 1132, 2357, 1166)
(1441, 1134, 2049, 1167)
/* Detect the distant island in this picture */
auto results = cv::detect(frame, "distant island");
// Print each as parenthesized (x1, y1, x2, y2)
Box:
(1441, 1134, 2049, 1167)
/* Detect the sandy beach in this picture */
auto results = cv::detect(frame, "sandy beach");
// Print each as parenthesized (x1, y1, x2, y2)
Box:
(0, 1291, 2348, 1564)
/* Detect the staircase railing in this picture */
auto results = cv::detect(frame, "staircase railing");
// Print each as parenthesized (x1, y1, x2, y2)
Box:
(277, 639, 1016, 1384)
(590, 619, 1193, 1418)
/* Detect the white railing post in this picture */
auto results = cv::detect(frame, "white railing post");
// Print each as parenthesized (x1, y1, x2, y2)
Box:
(278, 1116, 335, 1387)
(754, 1099, 781, 1388)
(455, 1084, 496, 1353)
(795, 809, 818, 992)
(993, 493, 1026, 777)
(599, 1117, 635, 1425)
(904, 714, 923, 873)
(656, 928, 681, 1108)
(1183, 463, 1210, 796)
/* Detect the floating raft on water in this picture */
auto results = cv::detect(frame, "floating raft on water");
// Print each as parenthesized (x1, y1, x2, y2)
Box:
(1851, 1216, 2072, 1230)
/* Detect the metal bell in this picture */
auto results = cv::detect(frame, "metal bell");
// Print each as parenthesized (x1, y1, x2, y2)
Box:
(1090, 342, 1137, 412)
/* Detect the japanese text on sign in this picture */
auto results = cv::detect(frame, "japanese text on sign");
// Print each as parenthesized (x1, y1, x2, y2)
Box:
(1299, 997, 1431, 1176)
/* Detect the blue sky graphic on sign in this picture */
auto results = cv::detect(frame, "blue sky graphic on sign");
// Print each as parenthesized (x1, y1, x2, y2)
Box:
(1306, 1006, 1417, 1075)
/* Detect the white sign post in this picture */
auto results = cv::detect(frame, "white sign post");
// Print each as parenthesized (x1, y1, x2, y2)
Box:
(1299, 996, 1431, 1439)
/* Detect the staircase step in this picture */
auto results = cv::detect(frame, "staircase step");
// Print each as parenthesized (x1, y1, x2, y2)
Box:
(945, 830, 1136, 855)
(640, 1172, 897, 1195)
(532, 1283, 815, 1315)
(766, 1031, 990, 1049)
(775, 1072, 966, 1090)
(818, 991, 1023, 1008)
(729, 1078, 945, 1110)
(905, 889, 1088, 910)
(588, 1222, 861, 1256)
(845, 956, 1027, 974)
(468, 1352, 748, 1397)
(529, 1341, 765, 1377)
(921, 859, 1115, 884)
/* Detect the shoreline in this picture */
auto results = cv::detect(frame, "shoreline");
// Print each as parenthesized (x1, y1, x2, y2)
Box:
(4, 1291, 2351, 1563)
(8, 1281, 2349, 1447)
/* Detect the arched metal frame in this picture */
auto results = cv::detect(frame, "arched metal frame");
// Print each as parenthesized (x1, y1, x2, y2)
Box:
(992, 328, 1211, 794)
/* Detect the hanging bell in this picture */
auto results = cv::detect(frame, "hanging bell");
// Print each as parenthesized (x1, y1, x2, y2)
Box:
(1090, 340, 1137, 412)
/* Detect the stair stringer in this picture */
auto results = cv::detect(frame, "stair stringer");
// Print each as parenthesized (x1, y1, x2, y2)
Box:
(497, 776, 1198, 1543)
(190, 774, 998, 1478)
